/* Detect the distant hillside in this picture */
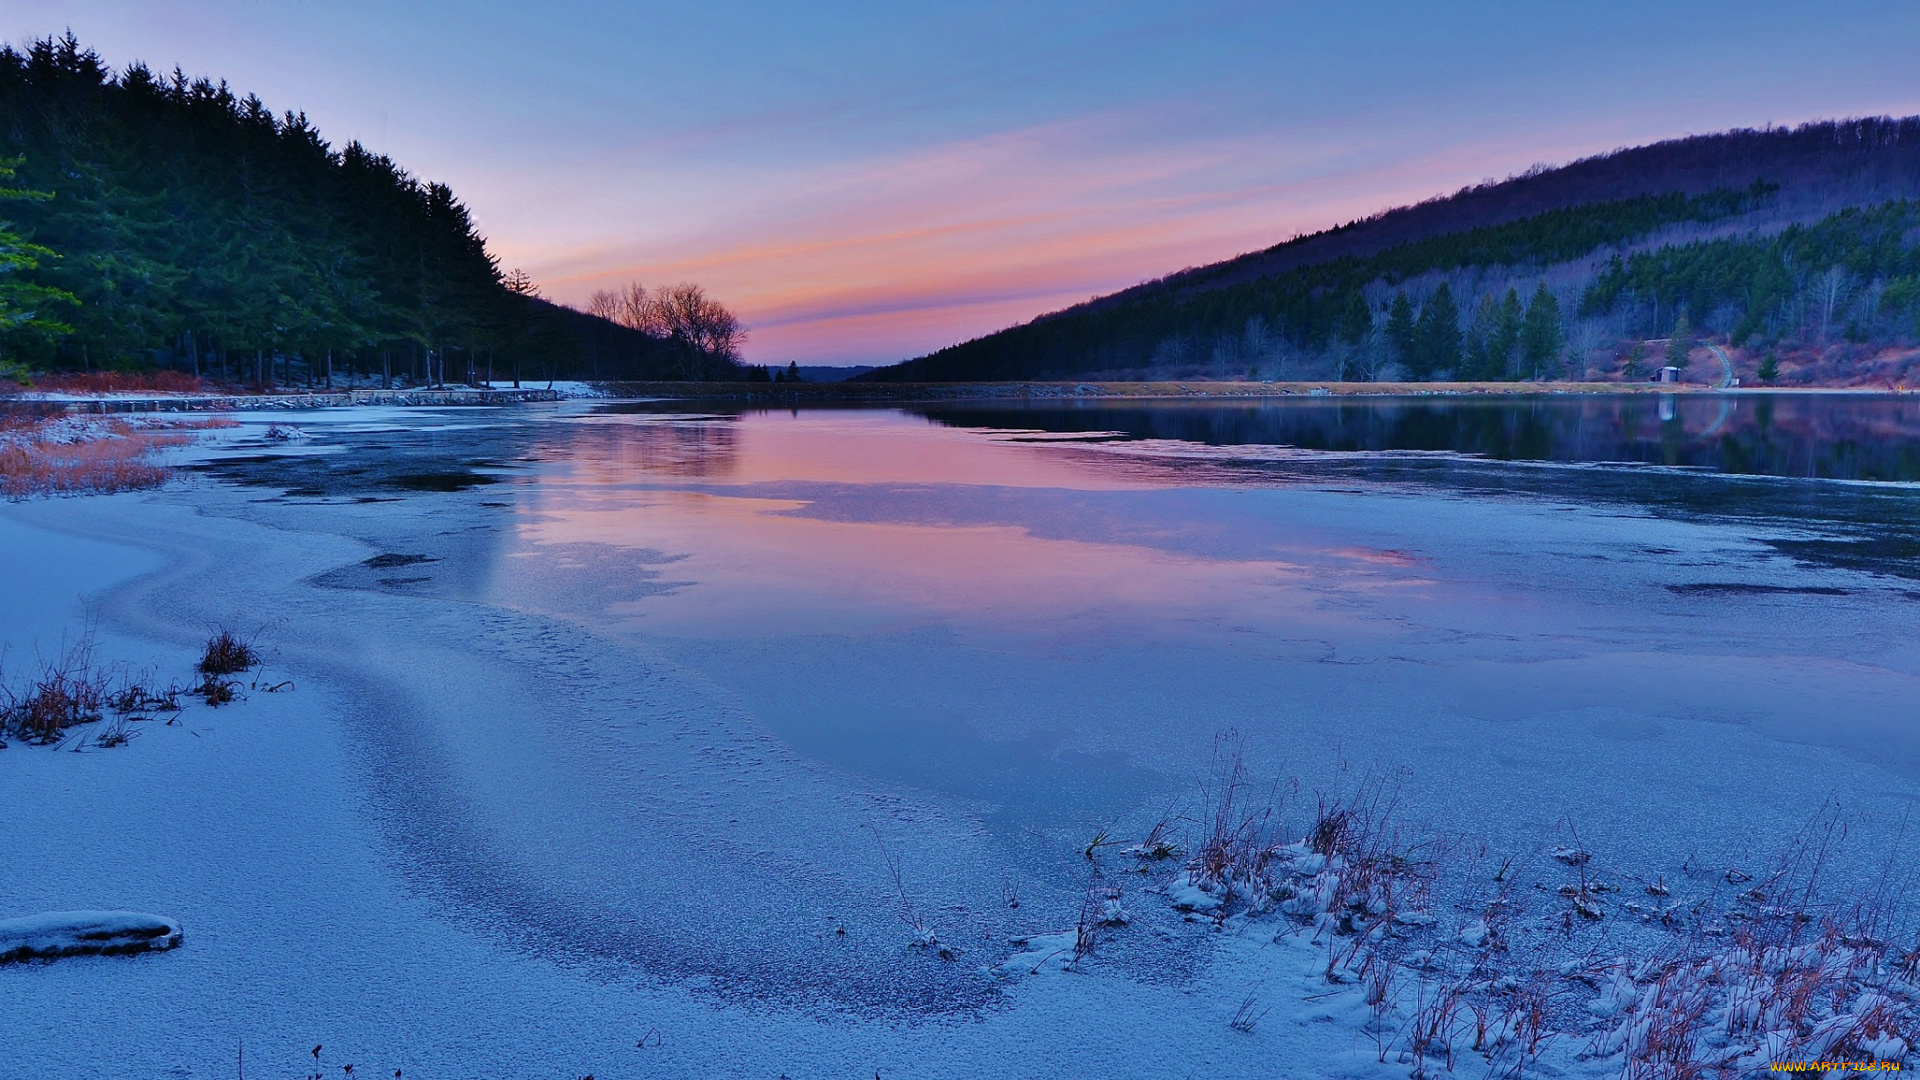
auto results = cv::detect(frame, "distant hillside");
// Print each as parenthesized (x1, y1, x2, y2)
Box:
(866, 118, 1920, 386)
(0, 34, 740, 383)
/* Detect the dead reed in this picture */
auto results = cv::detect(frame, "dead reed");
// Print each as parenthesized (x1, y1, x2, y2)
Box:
(0, 410, 227, 497)
(25, 370, 208, 395)
(1140, 739, 1918, 1070)
(0, 635, 107, 743)
(1, 626, 252, 746)
(198, 627, 260, 677)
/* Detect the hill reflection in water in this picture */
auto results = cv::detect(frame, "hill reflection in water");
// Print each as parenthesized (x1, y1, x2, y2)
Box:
(907, 393, 1920, 482)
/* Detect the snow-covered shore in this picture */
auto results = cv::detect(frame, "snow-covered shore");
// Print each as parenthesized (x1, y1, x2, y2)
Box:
(3, 402, 1917, 1076)
(0, 489, 1359, 1078)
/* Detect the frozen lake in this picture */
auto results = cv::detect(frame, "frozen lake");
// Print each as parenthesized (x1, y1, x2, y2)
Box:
(5, 391, 1919, 1076)
(504, 393, 1920, 830)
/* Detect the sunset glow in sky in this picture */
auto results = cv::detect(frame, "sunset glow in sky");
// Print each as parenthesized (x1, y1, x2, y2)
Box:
(13, 1, 1920, 364)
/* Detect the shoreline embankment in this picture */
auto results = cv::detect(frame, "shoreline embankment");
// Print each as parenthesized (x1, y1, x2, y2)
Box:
(601, 378, 1914, 403)
(8, 387, 561, 414)
(9, 380, 1911, 414)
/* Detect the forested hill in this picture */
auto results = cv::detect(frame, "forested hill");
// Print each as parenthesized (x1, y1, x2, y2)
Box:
(866, 118, 1920, 386)
(0, 35, 737, 384)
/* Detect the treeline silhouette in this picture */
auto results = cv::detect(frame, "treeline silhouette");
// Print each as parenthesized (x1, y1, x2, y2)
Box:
(0, 34, 739, 384)
(868, 119, 1920, 384)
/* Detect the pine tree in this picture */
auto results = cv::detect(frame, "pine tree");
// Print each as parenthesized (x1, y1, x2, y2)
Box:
(1666, 310, 1695, 368)
(1490, 288, 1523, 378)
(1411, 283, 1461, 379)
(1385, 292, 1415, 375)
(1464, 289, 1522, 380)
(1519, 284, 1563, 378)
(1337, 291, 1371, 345)
(0, 156, 77, 376)
(1463, 295, 1493, 380)
(0, 35, 721, 382)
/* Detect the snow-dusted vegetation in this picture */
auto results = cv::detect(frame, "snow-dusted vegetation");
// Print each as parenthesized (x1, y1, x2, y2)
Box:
(1121, 739, 1917, 1077)
(0, 408, 223, 497)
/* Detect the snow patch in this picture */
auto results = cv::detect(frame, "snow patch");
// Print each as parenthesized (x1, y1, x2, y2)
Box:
(0, 910, 182, 962)
(547, 381, 616, 400)
(988, 932, 1079, 979)
(1166, 877, 1222, 913)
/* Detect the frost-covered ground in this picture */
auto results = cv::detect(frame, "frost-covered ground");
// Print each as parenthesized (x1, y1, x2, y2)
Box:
(1, 399, 1916, 1077)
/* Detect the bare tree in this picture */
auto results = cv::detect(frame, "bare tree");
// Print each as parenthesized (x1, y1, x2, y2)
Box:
(647, 283, 746, 377)
(585, 289, 622, 324)
(1566, 319, 1608, 378)
(616, 282, 652, 332)
(582, 281, 747, 379)
(1355, 321, 1395, 381)
(1151, 334, 1194, 374)
(1815, 266, 1852, 341)
(1859, 277, 1886, 335)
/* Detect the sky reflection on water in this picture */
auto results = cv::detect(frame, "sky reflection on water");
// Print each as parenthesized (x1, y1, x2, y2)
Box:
(513, 409, 1443, 644)
(491, 396, 1920, 856)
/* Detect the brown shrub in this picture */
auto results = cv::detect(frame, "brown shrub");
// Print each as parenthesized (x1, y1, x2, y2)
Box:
(0, 638, 108, 743)
(0, 415, 183, 497)
(28, 370, 208, 395)
(197, 628, 259, 676)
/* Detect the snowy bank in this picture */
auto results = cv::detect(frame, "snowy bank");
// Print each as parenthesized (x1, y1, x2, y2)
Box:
(8, 403, 1920, 1078)
(0, 911, 181, 962)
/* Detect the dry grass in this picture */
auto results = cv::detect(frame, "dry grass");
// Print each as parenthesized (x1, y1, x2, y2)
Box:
(1, 627, 246, 746)
(198, 628, 260, 677)
(25, 370, 210, 395)
(1186, 731, 1296, 910)
(0, 635, 107, 743)
(106, 675, 182, 716)
(196, 676, 238, 707)
(1069, 875, 1128, 964)
(193, 627, 255, 708)
(1229, 989, 1269, 1033)
(874, 829, 952, 959)
(0, 439, 170, 496)
(1140, 743, 1919, 1074)
(0, 410, 227, 497)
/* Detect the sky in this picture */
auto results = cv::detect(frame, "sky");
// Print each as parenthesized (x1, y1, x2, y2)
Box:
(9, 2, 1920, 365)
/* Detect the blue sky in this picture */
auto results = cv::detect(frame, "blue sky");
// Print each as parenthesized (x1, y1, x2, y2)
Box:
(10, 1, 1920, 362)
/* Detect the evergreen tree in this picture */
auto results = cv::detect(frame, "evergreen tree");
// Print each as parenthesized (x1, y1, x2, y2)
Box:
(877, 181, 1779, 381)
(1518, 284, 1563, 378)
(1337, 291, 1372, 345)
(1490, 288, 1522, 377)
(1666, 310, 1695, 368)
(1384, 292, 1416, 375)
(1464, 288, 1522, 380)
(1410, 283, 1461, 378)
(1463, 298, 1491, 380)
(0, 34, 736, 382)
(0, 156, 76, 376)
